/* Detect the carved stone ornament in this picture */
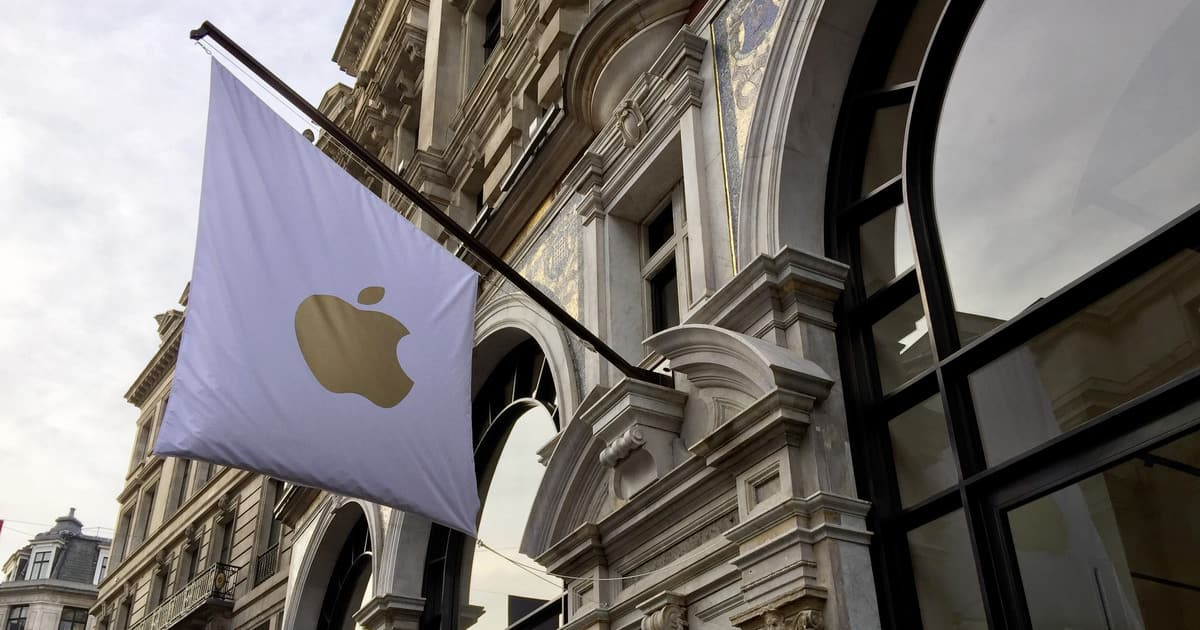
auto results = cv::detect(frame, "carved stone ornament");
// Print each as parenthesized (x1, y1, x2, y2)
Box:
(153, 550, 171, 574)
(616, 99, 646, 147)
(641, 603, 687, 630)
(183, 523, 202, 550)
(599, 428, 646, 467)
(745, 607, 823, 630)
(216, 492, 238, 524)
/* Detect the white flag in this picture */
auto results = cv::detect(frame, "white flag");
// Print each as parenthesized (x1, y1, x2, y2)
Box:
(155, 60, 480, 535)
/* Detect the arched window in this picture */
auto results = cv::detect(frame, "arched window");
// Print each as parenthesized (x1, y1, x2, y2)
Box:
(316, 514, 372, 630)
(827, 0, 1200, 627)
(422, 338, 563, 630)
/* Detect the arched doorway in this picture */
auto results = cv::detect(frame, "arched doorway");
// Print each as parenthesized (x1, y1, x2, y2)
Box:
(824, 0, 1200, 627)
(421, 337, 563, 630)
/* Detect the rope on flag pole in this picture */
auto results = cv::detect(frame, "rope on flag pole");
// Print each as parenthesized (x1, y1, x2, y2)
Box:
(188, 21, 672, 389)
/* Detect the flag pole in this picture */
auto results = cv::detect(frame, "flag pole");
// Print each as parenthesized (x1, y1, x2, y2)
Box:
(189, 21, 670, 388)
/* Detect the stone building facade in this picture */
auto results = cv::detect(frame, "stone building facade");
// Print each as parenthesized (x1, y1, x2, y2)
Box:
(101, 0, 1200, 628)
(91, 291, 297, 630)
(0, 510, 111, 630)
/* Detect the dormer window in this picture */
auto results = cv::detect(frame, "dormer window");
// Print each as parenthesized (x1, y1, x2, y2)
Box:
(26, 548, 53, 580)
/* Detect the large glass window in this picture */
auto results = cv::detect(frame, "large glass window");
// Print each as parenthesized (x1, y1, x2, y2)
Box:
(933, 0, 1200, 337)
(971, 250, 1200, 465)
(1009, 428, 1200, 628)
(826, 0, 1200, 628)
(907, 511, 986, 627)
(467, 406, 561, 630)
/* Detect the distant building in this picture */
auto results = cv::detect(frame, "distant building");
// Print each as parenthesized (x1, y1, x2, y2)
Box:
(0, 509, 111, 630)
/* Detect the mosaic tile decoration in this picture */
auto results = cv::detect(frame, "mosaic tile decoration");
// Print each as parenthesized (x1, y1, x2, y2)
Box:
(514, 202, 583, 321)
(711, 0, 783, 268)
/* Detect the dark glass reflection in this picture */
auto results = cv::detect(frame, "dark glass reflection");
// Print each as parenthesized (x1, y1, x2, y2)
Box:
(861, 103, 909, 195)
(907, 510, 987, 627)
(933, 0, 1200, 336)
(889, 395, 956, 506)
(1010, 424, 1200, 628)
(859, 206, 915, 295)
(872, 296, 933, 392)
(971, 250, 1200, 465)
(650, 260, 680, 333)
(884, 0, 950, 85)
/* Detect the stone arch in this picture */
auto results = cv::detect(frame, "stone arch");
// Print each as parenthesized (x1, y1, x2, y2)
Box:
(736, 0, 876, 262)
(419, 321, 564, 630)
(284, 498, 383, 630)
(475, 291, 581, 421)
(520, 409, 608, 559)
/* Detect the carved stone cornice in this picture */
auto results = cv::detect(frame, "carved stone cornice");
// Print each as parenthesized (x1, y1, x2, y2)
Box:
(353, 593, 425, 630)
(645, 324, 833, 460)
(729, 589, 826, 630)
(125, 317, 181, 407)
(274, 483, 323, 529)
(689, 248, 848, 337)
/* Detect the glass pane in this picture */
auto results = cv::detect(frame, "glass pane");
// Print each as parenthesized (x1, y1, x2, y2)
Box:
(861, 103, 909, 195)
(873, 295, 933, 392)
(970, 250, 1200, 465)
(908, 510, 988, 628)
(646, 206, 674, 256)
(933, 0, 1200, 338)
(885, 0, 950, 85)
(889, 395, 957, 506)
(859, 206, 916, 294)
(468, 407, 561, 630)
(1009, 426, 1200, 629)
(650, 260, 680, 333)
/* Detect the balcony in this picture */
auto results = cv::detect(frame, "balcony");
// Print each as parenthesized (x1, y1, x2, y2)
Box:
(254, 544, 279, 586)
(130, 563, 238, 630)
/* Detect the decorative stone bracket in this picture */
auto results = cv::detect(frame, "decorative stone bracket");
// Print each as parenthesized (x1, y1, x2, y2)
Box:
(583, 378, 688, 500)
(645, 324, 833, 468)
(730, 590, 825, 630)
(639, 592, 688, 630)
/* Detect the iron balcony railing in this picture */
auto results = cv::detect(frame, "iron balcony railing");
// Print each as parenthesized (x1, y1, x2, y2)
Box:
(254, 543, 279, 586)
(129, 563, 238, 630)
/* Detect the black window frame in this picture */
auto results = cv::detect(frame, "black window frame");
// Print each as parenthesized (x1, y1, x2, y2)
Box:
(58, 607, 89, 630)
(6, 605, 27, 630)
(825, 0, 1200, 628)
(29, 550, 52, 579)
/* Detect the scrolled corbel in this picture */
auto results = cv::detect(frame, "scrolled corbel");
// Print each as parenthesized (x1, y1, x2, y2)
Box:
(641, 603, 687, 630)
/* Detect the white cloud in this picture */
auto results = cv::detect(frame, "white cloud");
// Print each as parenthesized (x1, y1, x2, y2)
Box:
(0, 0, 352, 568)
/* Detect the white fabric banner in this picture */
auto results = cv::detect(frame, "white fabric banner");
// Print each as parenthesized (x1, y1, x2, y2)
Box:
(156, 60, 480, 535)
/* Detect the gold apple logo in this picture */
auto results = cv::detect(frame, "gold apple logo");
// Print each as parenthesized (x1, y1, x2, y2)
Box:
(294, 286, 413, 407)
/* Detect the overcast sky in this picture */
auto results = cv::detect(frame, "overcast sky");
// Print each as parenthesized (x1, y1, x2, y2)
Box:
(0, 1, 353, 567)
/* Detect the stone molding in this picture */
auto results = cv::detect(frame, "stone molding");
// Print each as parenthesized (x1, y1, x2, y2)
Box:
(688, 248, 848, 337)
(353, 593, 426, 630)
